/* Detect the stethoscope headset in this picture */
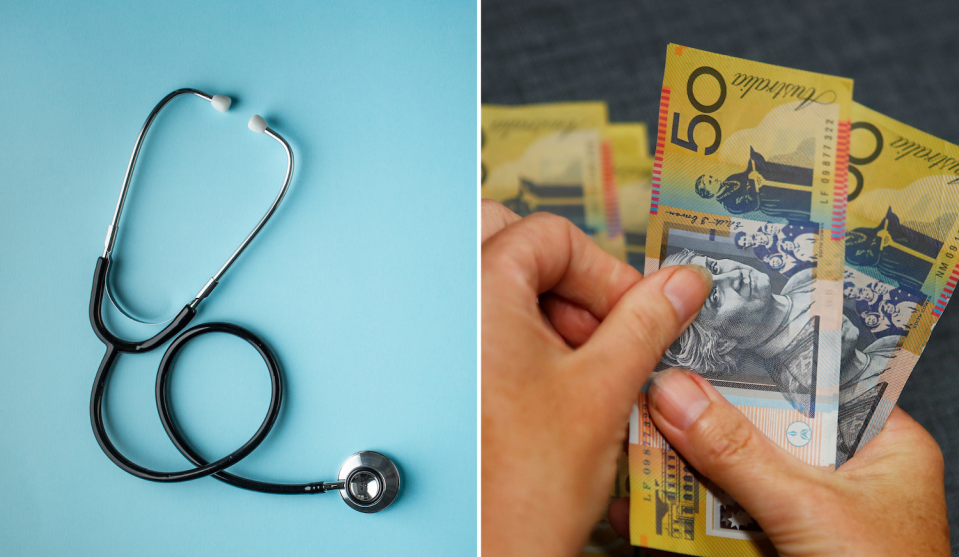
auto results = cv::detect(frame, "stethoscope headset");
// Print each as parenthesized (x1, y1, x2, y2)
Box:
(89, 88, 399, 513)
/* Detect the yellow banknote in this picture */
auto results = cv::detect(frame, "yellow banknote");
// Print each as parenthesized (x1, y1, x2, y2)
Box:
(837, 102, 959, 464)
(578, 124, 649, 555)
(630, 45, 854, 557)
(605, 123, 653, 272)
(481, 103, 625, 258)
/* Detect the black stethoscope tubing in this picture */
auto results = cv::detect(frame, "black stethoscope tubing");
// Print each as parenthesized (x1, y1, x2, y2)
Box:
(87, 89, 401, 512)
(89, 256, 337, 494)
(87, 88, 336, 494)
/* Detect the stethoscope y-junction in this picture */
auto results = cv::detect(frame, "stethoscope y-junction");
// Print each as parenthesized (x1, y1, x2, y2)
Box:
(88, 88, 399, 513)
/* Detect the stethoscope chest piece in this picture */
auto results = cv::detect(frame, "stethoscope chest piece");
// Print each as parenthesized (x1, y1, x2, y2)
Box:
(338, 451, 400, 513)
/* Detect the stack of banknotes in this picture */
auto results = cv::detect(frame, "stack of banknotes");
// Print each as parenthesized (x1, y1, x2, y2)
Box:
(482, 101, 651, 557)
(484, 44, 959, 557)
(482, 101, 654, 274)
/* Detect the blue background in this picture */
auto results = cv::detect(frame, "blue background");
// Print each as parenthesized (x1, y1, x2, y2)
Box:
(0, 1, 476, 555)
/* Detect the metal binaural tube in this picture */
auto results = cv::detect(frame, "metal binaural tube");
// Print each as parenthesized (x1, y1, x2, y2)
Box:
(100, 89, 293, 317)
(191, 123, 294, 307)
(102, 88, 214, 258)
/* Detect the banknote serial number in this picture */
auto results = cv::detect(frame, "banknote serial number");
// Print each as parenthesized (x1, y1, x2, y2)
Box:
(937, 252, 955, 279)
(640, 401, 654, 501)
(938, 240, 959, 279)
(820, 119, 837, 187)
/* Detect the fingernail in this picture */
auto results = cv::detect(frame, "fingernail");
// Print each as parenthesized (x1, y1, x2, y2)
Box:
(649, 368, 710, 431)
(662, 265, 712, 323)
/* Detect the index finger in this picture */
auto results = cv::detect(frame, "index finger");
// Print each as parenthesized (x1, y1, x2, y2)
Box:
(482, 212, 642, 320)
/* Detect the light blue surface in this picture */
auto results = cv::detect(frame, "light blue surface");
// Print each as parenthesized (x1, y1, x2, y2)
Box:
(0, 1, 477, 555)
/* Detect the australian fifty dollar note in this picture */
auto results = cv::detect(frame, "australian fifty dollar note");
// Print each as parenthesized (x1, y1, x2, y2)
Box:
(481, 103, 625, 259)
(604, 123, 654, 272)
(629, 45, 853, 557)
(836, 102, 959, 464)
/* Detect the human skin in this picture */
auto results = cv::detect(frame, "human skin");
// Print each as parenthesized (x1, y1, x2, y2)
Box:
(674, 253, 790, 352)
(481, 200, 950, 557)
(482, 200, 711, 556)
(608, 369, 950, 557)
(688, 254, 776, 342)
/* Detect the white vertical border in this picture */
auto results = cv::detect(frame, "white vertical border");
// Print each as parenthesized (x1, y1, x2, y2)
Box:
(475, 0, 483, 555)
(629, 404, 639, 445)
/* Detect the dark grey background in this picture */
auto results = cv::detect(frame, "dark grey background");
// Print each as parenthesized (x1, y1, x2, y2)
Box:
(483, 0, 958, 553)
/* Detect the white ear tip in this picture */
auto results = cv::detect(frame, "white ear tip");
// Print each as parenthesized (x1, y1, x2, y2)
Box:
(248, 115, 268, 133)
(211, 95, 231, 113)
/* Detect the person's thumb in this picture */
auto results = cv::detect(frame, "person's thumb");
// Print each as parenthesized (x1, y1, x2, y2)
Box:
(647, 368, 826, 530)
(573, 265, 711, 393)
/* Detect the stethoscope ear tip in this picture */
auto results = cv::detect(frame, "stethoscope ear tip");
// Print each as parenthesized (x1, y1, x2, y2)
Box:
(211, 95, 232, 113)
(248, 114, 268, 133)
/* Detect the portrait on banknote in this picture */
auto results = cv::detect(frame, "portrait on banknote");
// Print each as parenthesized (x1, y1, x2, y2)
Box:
(656, 223, 820, 418)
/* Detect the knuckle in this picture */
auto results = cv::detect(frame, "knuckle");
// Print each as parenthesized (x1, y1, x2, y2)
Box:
(481, 198, 505, 211)
(481, 199, 522, 242)
(515, 212, 571, 249)
(918, 428, 944, 456)
(918, 434, 945, 474)
(525, 211, 565, 225)
(897, 420, 945, 473)
(481, 240, 513, 274)
(524, 211, 567, 231)
(481, 240, 528, 289)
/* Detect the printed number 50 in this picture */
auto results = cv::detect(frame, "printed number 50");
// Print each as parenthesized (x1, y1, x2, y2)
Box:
(671, 66, 726, 156)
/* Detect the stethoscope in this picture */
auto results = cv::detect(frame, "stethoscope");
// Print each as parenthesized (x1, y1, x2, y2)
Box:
(88, 88, 400, 513)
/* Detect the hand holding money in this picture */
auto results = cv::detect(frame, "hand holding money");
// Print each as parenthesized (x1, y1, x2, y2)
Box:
(480, 201, 949, 557)
(481, 202, 710, 556)
(481, 44, 954, 557)
(608, 368, 950, 556)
